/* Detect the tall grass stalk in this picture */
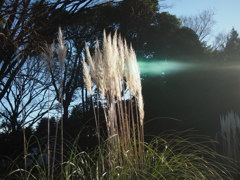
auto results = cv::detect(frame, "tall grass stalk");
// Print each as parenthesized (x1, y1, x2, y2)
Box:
(18, 72, 28, 180)
(58, 27, 67, 179)
(42, 37, 55, 180)
(83, 31, 144, 167)
(47, 87, 50, 179)
(42, 27, 67, 179)
(42, 38, 54, 180)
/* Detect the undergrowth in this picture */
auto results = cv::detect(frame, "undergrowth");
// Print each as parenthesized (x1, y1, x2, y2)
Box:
(6, 132, 237, 180)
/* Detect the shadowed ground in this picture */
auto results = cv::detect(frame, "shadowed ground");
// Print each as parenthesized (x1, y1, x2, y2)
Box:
(142, 61, 240, 138)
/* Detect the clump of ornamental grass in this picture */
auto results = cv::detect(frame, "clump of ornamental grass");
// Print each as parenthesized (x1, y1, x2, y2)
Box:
(83, 31, 144, 167)
(8, 30, 237, 180)
(217, 111, 240, 163)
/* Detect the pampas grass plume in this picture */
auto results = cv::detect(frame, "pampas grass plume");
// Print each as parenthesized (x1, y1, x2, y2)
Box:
(42, 43, 54, 70)
(83, 31, 145, 158)
(57, 27, 67, 67)
(83, 60, 93, 95)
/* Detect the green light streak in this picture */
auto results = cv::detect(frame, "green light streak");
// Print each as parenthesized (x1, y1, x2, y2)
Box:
(138, 60, 194, 76)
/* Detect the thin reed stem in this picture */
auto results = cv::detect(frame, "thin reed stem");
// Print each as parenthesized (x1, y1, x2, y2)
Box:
(51, 117, 59, 180)
(23, 127, 27, 180)
(60, 66, 64, 179)
(91, 96, 100, 145)
(47, 88, 51, 180)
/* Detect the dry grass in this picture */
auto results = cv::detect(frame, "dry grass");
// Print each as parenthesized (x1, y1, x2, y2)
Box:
(83, 31, 144, 166)
(218, 111, 240, 163)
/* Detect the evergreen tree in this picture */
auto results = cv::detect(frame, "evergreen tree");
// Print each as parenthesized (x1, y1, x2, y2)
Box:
(224, 28, 240, 61)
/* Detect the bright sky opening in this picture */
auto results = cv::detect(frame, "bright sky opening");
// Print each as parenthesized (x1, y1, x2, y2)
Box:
(166, 0, 240, 41)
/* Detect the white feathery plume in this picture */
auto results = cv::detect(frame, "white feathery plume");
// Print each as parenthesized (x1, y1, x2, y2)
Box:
(83, 31, 145, 163)
(125, 45, 135, 95)
(82, 60, 93, 95)
(94, 40, 105, 97)
(138, 93, 144, 126)
(84, 31, 143, 101)
(111, 31, 122, 100)
(123, 39, 129, 62)
(85, 43, 96, 82)
(128, 45, 141, 96)
(115, 35, 125, 100)
(124, 43, 144, 123)
(42, 43, 54, 70)
(117, 34, 125, 78)
(84, 30, 144, 124)
(103, 32, 115, 99)
(57, 27, 67, 68)
(93, 40, 102, 63)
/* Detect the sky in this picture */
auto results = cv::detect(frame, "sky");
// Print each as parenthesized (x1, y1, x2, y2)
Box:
(165, 0, 240, 42)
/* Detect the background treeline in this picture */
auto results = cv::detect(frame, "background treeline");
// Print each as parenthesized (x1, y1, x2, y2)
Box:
(0, 0, 240, 166)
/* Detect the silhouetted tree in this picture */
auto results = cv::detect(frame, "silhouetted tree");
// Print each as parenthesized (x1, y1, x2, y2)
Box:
(170, 27, 203, 60)
(212, 32, 228, 51)
(63, 102, 104, 150)
(0, 58, 53, 134)
(180, 10, 215, 43)
(118, 0, 159, 54)
(0, 127, 32, 159)
(0, 0, 113, 101)
(224, 28, 240, 61)
(35, 117, 57, 138)
(143, 12, 181, 58)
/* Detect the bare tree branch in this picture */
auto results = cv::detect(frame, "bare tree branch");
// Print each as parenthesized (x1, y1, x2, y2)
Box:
(180, 10, 215, 42)
(0, 0, 113, 101)
(0, 58, 53, 133)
